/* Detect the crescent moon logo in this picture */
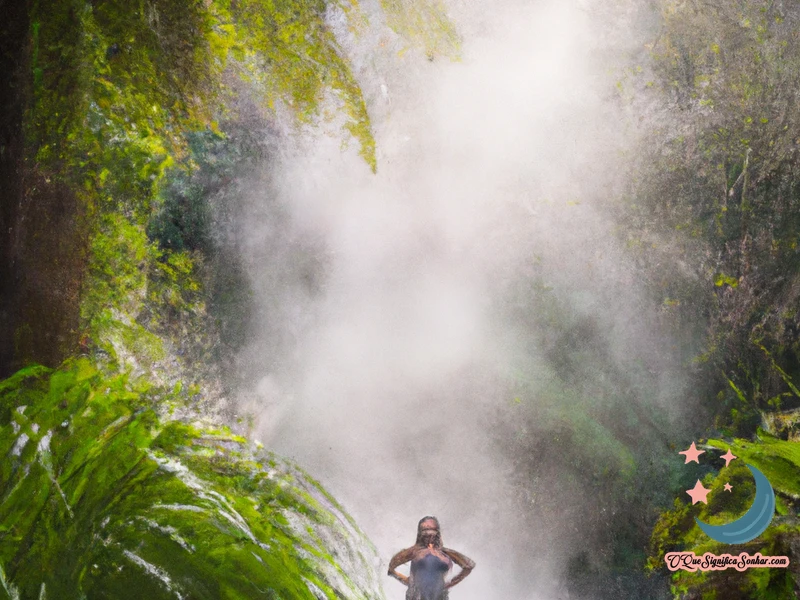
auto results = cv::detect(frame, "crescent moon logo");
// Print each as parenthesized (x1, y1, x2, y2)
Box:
(695, 464, 776, 545)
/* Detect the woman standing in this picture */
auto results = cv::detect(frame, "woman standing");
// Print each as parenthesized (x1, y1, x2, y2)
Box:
(388, 517, 475, 600)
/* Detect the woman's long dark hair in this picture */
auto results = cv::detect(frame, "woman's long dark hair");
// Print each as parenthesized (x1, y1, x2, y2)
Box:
(415, 516, 443, 548)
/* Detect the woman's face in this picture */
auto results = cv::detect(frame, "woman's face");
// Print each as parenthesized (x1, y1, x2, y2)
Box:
(418, 520, 440, 545)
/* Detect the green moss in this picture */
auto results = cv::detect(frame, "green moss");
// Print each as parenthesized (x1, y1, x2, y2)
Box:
(706, 433, 800, 498)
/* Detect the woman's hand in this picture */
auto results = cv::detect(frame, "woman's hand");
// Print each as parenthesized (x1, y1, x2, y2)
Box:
(389, 571, 410, 587)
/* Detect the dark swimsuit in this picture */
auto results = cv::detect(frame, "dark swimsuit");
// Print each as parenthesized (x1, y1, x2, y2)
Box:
(406, 552, 451, 600)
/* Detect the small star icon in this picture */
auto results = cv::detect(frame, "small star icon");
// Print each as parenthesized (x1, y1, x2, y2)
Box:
(679, 442, 705, 464)
(686, 480, 711, 505)
(721, 449, 737, 467)
(724, 483, 733, 492)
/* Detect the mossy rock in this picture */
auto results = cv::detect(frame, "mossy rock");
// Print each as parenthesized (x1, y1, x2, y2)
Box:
(0, 360, 383, 599)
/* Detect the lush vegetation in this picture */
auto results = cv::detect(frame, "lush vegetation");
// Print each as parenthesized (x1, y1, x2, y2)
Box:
(621, 1, 800, 597)
(0, 359, 382, 599)
(9, 0, 459, 374)
(0, 0, 458, 597)
(4, 0, 800, 598)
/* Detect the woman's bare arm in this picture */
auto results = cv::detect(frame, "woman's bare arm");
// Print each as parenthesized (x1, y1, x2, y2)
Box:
(388, 547, 416, 586)
(442, 548, 475, 589)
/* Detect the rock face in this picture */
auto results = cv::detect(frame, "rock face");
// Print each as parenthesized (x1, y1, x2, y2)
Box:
(0, 360, 384, 600)
(761, 408, 800, 442)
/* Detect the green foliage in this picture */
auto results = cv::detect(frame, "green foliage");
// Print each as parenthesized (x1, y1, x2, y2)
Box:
(21, 0, 460, 369)
(80, 213, 208, 370)
(496, 271, 680, 599)
(28, 0, 377, 183)
(0, 360, 383, 599)
(381, 0, 460, 60)
(706, 433, 800, 499)
(4, 1, 460, 596)
(622, 0, 800, 432)
(629, 4, 800, 595)
(27, 0, 461, 194)
(148, 130, 231, 256)
(147, 126, 261, 365)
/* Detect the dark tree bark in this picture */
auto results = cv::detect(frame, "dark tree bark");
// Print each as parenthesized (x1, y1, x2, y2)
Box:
(0, 1, 86, 376)
(0, 0, 31, 377)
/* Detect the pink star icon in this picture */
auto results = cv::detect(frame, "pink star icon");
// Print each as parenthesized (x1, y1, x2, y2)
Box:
(724, 483, 733, 492)
(720, 449, 737, 467)
(686, 480, 711, 505)
(679, 442, 705, 464)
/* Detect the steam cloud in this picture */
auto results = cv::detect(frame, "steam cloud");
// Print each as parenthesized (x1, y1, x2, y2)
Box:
(231, 1, 688, 598)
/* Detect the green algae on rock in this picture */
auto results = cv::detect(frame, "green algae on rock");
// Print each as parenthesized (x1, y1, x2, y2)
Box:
(0, 360, 384, 599)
